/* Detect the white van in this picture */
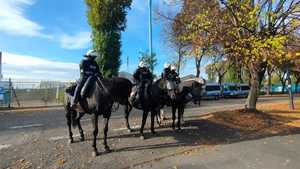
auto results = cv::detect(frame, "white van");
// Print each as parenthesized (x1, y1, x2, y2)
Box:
(239, 84, 250, 97)
(203, 83, 221, 100)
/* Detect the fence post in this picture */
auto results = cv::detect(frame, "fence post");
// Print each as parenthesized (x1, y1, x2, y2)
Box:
(8, 78, 12, 108)
(56, 85, 59, 103)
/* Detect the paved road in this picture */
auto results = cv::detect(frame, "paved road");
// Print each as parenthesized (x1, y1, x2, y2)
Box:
(136, 134, 300, 169)
(0, 96, 298, 169)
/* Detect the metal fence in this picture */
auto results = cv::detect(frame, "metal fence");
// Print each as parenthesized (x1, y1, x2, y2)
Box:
(0, 80, 74, 108)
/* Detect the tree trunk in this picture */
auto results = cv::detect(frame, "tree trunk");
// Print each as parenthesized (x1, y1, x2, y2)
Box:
(267, 70, 272, 95)
(195, 56, 202, 78)
(177, 49, 182, 75)
(281, 80, 286, 94)
(246, 65, 259, 111)
(258, 63, 267, 87)
(218, 74, 224, 95)
(237, 65, 243, 83)
(267, 68, 272, 95)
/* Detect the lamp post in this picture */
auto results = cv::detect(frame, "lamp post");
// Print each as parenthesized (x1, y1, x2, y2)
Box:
(148, 0, 153, 56)
(286, 64, 295, 110)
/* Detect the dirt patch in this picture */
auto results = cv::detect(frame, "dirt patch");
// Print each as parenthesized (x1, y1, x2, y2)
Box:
(206, 101, 300, 141)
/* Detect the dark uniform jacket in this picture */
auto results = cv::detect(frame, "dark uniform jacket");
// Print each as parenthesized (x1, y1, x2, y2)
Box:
(80, 59, 101, 78)
(170, 70, 180, 83)
(161, 67, 172, 80)
(133, 67, 153, 83)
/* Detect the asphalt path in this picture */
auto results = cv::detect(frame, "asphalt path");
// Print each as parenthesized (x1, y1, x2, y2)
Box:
(0, 96, 298, 169)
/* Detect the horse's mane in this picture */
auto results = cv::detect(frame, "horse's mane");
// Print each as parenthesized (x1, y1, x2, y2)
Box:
(154, 78, 162, 85)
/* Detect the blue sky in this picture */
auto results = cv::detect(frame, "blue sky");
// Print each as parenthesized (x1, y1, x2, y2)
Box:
(0, 0, 206, 81)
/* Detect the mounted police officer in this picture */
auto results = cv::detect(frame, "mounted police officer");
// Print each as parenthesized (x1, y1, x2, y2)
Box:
(71, 49, 102, 108)
(132, 61, 153, 106)
(170, 64, 181, 84)
(161, 63, 171, 80)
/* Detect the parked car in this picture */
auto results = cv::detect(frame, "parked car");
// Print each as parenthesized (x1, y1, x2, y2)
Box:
(203, 83, 221, 100)
(239, 84, 250, 97)
(223, 83, 240, 97)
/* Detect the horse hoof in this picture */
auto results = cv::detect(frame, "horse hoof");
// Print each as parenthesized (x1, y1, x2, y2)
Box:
(80, 137, 85, 142)
(140, 135, 145, 140)
(104, 146, 111, 153)
(92, 151, 98, 157)
(127, 129, 132, 133)
(68, 139, 74, 144)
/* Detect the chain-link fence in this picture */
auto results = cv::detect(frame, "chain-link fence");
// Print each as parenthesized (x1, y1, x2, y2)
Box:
(1, 80, 74, 108)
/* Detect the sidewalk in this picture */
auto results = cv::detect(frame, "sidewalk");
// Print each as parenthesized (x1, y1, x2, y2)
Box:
(136, 134, 300, 169)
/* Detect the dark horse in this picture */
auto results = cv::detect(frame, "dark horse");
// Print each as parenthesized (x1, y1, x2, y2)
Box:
(156, 79, 193, 130)
(64, 77, 132, 156)
(130, 79, 166, 139)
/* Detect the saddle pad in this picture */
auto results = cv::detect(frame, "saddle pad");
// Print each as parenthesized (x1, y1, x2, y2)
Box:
(166, 80, 176, 90)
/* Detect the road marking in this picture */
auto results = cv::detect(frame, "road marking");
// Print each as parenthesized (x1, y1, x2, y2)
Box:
(0, 144, 11, 150)
(113, 125, 140, 131)
(81, 119, 90, 122)
(48, 125, 141, 141)
(9, 124, 44, 129)
(49, 134, 80, 141)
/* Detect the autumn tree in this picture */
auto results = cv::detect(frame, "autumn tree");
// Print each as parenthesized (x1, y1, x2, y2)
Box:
(176, 0, 300, 111)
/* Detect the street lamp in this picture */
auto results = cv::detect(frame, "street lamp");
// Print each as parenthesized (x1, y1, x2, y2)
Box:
(286, 63, 295, 110)
(149, 0, 153, 56)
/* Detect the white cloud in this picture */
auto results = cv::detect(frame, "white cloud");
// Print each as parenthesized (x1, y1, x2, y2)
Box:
(0, 0, 51, 38)
(60, 31, 91, 50)
(2, 52, 79, 81)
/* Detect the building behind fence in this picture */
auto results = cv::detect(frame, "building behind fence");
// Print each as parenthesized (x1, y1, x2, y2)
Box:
(0, 77, 299, 108)
(0, 79, 74, 108)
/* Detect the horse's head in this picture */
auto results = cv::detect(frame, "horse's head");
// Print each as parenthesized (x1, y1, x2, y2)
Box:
(165, 80, 178, 100)
(181, 86, 193, 103)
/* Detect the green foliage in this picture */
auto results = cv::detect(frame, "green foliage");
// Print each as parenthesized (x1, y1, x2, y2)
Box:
(224, 66, 240, 83)
(172, 0, 300, 109)
(85, 0, 132, 77)
(138, 51, 158, 73)
(205, 64, 216, 82)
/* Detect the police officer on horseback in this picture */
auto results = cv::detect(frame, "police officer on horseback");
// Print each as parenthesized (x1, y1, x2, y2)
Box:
(71, 49, 103, 108)
(133, 61, 153, 106)
(162, 63, 171, 80)
(170, 64, 180, 84)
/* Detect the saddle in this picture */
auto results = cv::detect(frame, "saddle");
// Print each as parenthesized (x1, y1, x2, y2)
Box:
(66, 76, 106, 101)
(130, 82, 151, 109)
(165, 80, 177, 90)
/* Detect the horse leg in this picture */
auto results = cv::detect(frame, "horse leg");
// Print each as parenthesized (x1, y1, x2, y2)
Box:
(77, 112, 85, 142)
(171, 103, 176, 130)
(103, 113, 111, 153)
(151, 110, 156, 135)
(125, 102, 132, 132)
(92, 114, 99, 157)
(177, 105, 183, 131)
(156, 110, 162, 127)
(140, 110, 149, 140)
(66, 110, 74, 144)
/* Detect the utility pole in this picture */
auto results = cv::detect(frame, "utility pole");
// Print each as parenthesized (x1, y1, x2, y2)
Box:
(0, 51, 3, 80)
(287, 66, 295, 110)
(126, 56, 129, 71)
(149, 0, 153, 56)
